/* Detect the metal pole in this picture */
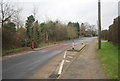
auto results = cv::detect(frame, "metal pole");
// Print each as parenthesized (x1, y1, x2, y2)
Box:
(98, 0, 101, 49)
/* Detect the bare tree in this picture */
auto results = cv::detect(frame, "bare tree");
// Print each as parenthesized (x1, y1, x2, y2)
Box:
(0, 0, 17, 28)
(13, 7, 23, 29)
(32, 6, 38, 19)
(84, 22, 90, 30)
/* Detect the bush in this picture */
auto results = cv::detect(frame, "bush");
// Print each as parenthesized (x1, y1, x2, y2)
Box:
(22, 40, 39, 48)
(2, 29, 22, 50)
(33, 40, 39, 48)
(83, 34, 89, 37)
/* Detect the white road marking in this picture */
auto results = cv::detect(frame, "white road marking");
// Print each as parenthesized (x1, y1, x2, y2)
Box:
(65, 60, 70, 63)
(67, 56, 73, 58)
(58, 60, 65, 74)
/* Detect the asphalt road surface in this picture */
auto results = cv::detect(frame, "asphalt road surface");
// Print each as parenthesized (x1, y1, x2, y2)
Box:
(2, 37, 97, 79)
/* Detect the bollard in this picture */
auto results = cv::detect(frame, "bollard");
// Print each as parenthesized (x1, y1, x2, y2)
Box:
(72, 40, 75, 50)
(31, 41, 34, 49)
(54, 40, 56, 44)
(82, 42, 83, 45)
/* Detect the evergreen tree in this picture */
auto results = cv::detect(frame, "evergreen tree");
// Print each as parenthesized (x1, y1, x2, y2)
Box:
(25, 15, 35, 39)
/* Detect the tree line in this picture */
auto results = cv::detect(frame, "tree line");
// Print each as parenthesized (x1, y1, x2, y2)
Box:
(1, 1, 97, 50)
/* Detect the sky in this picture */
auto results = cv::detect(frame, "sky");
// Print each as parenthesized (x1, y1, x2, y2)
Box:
(5, 0, 119, 30)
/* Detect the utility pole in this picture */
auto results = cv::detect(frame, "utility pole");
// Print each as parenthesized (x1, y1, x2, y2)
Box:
(1, 0, 4, 28)
(98, 0, 101, 49)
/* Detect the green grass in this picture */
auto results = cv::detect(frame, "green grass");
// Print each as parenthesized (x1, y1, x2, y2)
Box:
(98, 42, 118, 79)
(2, 48, 25, 56)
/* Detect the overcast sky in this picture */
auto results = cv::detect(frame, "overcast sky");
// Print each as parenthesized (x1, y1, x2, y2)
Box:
(7, 0, 119, 30)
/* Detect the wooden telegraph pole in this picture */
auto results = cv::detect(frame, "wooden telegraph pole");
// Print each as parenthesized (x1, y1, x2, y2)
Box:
(98, 0, 101, 49)
(1, 0, 4, 28)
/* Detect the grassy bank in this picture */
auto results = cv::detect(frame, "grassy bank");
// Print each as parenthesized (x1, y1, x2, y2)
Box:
(98, 42, 118, 79)
(2, 47, 26, 56)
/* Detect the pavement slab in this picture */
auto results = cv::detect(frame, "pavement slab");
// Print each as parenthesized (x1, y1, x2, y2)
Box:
(60, 39, 106, 79)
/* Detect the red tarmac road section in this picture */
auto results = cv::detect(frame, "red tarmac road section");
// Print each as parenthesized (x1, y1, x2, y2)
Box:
(42, 44, 71, 51)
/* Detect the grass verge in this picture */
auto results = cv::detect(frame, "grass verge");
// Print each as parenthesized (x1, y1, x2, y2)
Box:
(98, 42, 118, 79)
(2, 37, 84, 56)
(2, 48, 25, 56)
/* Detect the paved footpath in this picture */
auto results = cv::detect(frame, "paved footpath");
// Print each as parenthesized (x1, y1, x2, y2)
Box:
(60, 39, 106, 79)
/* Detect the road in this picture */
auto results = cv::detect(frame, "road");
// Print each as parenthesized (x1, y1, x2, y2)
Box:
(2, 37, 96, 79)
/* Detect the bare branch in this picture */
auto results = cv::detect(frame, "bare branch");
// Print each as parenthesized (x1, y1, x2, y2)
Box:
(0, 0, 22, 28)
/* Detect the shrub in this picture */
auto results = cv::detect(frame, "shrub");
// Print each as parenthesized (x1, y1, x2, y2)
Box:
(22, 40, 39, 48)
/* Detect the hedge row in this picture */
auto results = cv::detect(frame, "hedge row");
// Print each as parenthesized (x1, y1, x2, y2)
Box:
(101, 16, 120, 46)
(108, 16, 120, 46)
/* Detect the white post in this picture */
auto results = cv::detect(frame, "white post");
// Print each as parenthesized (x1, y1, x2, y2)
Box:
(63, 51, 66, 59)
